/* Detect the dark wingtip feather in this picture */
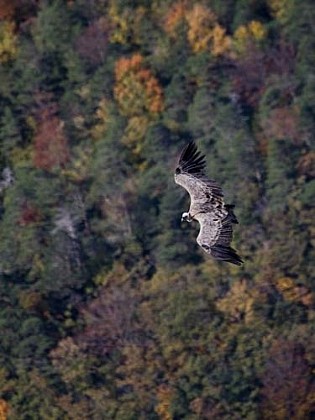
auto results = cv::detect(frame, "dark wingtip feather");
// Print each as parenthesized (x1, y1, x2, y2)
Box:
(211, 245, 243, 266)
(225, 204, 239, 224)
(178, 141, 206, 176)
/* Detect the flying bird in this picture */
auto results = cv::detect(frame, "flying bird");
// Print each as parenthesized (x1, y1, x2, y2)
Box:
(174, 141, 243, 265)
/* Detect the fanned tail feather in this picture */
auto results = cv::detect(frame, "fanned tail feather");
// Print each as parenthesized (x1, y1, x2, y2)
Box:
(210, 245, 243, 266)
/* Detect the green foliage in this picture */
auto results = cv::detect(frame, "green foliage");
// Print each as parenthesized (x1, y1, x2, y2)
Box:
(0, 0, 314, 418)
(31, 0, 74, 55)
(0, 106, 22, 157)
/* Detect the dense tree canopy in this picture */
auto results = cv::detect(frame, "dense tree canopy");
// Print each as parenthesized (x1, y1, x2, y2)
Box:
(0, 0, 314, 418)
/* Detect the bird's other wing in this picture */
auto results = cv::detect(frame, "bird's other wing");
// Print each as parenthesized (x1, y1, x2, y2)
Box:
(195, 212, 243, 266)
(174, 142, 223, 210)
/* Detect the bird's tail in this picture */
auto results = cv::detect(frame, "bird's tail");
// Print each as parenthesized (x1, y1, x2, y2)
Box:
(225, 204, 238, 224)
(211, 245, 243, 266)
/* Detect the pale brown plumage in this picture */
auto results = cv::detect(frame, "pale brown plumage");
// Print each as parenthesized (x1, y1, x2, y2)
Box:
(174, 141, 243, 265)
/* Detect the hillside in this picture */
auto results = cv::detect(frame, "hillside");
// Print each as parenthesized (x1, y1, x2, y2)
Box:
(0, 0, 314, 418)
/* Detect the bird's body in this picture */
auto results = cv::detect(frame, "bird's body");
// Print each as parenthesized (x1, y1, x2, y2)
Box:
(174, 142, 243, 265)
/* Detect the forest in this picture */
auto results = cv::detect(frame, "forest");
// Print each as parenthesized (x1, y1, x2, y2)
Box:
(0, 0, 314, 418)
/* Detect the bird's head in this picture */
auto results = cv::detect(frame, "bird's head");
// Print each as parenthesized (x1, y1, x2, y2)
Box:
(181, 212, 193, 222)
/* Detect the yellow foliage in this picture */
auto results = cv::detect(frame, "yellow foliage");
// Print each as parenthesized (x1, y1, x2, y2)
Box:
(26, 115, 36, 131)
(116, 342, 165, 413)
(212, 24, 231, 56)
(216, 279, 256, 323)
(72, 115, 85, 129)
(267, 0, 290, 23)
(91, 98, 111, 140)
(171, 4, 231, 56)
(28, 253, 45, 280)
(248, 20, 266, 40)
(275, 276, 295, 295)
(50, 337, 87, 384)
(233, 20, 266, 54)
(92, 266, 117, 287)
(62, 145, 93, 183)
(115, 63, 148, 116)
(234, 25, 247, 41)
(186, 4, 217, 53)
(77, 84, 91, 99)
(275, 277, 313, 305)
(0, 399, 9, 420)
(155, 384, 173, 420)
(114, 54, 164, 156)
(10, 145, 33, 167)
(163, 3, 231, 56)
(122, 115, 150, 155)
(18, 290, 42, 310)
(297, 151, 315, 178)
(114, 53, 164, 118)
(0, 20, 17, 63)
(108, 3, 145, 45)
(95, 98, 109, 122)
(108, 4, 128, 44)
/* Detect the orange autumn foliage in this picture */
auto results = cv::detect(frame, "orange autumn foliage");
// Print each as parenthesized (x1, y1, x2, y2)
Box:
(155, 384, 173, 420)
(163, 1, 186, 36)
(164, 3, 231, 56)
(186, 4, 217, 52)
(114, 53, 164, 117)
(0, 399, 8, 420)
(275, 277, 313, 306)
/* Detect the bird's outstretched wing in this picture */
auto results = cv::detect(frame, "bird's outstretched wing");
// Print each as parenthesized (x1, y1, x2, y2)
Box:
(174, 141, 243, 265)
(194, 212, 243, 265)
(174, 141, 223, 206)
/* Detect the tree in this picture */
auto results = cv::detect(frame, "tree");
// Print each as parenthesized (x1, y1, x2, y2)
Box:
(31, 0, 72, 55)
(33, 104, 70, 172)
(75, 17, 109, 68)
(0, 0, 314, 417)
(0, 106, 22, 157)
(0, 21, 17, 63)
(0, 399, 9, 420)
(260, 338, 315, 419)
(114, 53, 164, 117)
